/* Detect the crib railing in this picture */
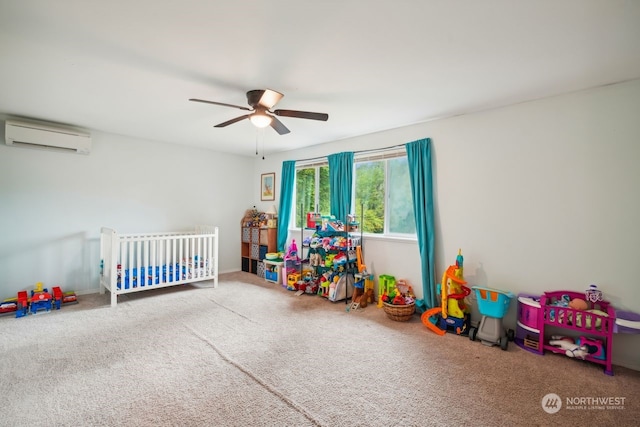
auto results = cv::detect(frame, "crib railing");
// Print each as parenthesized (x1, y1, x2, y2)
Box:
(100, 226, 219, 306)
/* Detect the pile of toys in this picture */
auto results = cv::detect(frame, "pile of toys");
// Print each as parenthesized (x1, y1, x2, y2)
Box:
(282, 233, 365, 304)
(295, 271, 320, 295)
(546, 288, 610, 328)
(0, 282, 77, 318)
(377, 276, 415, 306)
(242, 206, 268, 227)
(306, 212, 344, 232)
(377, 275, 417, 321)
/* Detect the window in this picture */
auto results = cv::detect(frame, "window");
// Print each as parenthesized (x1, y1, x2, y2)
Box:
(293, 151, 416, 237)
(294, 164, 329, 228)
(354, 155, 415, 236)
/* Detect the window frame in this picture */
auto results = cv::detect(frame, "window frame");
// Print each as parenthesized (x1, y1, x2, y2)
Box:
(292, 161, 329, 229)
(291, 149, 417, 240)
(353, 150, 416, 239)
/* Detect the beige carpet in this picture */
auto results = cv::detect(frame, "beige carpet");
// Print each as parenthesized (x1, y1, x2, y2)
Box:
(1, 271, 638, 427)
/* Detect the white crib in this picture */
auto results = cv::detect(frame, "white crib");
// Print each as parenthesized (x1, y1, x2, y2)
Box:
(100, 226, 219, 306)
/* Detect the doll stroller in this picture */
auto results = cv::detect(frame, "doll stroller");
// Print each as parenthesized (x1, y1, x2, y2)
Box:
(469, 286, 515, 351)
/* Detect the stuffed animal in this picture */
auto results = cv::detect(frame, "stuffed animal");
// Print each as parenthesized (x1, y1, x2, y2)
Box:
(358, 289, 374, 308)
(569, 298, 588, 311)
(363, 289, 374, 304)
(549, 335, 589, 359)
(309, 252, 322, 267)
(352, 287, 364, 305)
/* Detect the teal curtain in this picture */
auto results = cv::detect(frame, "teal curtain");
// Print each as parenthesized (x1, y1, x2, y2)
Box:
(328, 152, 354, 221)
(405, 138, 436, 309)
(277, 160, 296, 252)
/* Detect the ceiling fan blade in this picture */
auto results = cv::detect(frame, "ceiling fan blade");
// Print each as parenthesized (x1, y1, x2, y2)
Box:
(270, 116, 290, 135)
(189, 98, 252, 111)
(246, 89, 283, 109)
(214, 114, 250, 128)
(273, 109, 329, 121)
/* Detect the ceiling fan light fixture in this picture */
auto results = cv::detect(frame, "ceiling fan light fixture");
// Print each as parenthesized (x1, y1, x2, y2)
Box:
(250, 113, 272, 128)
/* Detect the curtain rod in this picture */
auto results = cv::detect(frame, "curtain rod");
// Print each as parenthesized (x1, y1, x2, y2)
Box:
(293, 142, 406, 164)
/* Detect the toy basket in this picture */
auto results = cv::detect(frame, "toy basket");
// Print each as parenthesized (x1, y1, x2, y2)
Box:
(383, 302, 415, 321)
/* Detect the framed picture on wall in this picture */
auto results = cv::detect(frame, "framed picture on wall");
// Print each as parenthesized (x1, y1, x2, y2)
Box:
(261, 172, 275, 201)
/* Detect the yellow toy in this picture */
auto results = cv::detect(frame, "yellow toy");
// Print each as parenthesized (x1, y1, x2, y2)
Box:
(363, 275, 375, 301)
(440, 249, 470, 320)
(324, 253, 336, 267)
(287, 273, 301, 290)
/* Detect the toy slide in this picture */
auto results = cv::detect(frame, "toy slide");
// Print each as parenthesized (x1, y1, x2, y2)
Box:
(421, 308, 446, 336)
(356, 246, 366, 273)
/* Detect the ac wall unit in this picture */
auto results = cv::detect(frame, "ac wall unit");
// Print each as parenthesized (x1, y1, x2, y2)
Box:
(5, 119, 92, 154)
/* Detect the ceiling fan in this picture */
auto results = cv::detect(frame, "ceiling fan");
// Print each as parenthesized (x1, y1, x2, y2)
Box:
(189, 89, 328, 135)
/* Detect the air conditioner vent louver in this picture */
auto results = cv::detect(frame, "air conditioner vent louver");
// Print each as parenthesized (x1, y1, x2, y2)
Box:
(4, 119, 91, 155)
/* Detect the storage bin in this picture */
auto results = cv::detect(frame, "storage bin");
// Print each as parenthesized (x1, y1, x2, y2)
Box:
(257, 261, 265, 278)
(251, 244, 260, 259)
(517, 294, 541, 329)
(265, 270, 278, 282)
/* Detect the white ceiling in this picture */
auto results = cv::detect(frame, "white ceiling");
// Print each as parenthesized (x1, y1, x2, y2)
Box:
(1, 1, 639, 157)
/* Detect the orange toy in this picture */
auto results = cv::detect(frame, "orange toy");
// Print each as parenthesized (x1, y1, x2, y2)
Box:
(421, 308, 446, 336)
(440, 250, 471, 320)
(422, 249, 471, 335)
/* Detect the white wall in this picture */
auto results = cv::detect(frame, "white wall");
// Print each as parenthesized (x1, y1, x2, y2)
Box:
(256, 80, 640, 370)
(1, 80, 637, 369)
(0, 129, 253, 297)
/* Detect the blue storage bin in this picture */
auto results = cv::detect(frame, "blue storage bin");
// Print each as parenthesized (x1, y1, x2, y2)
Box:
(266, 270, 278, 282)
